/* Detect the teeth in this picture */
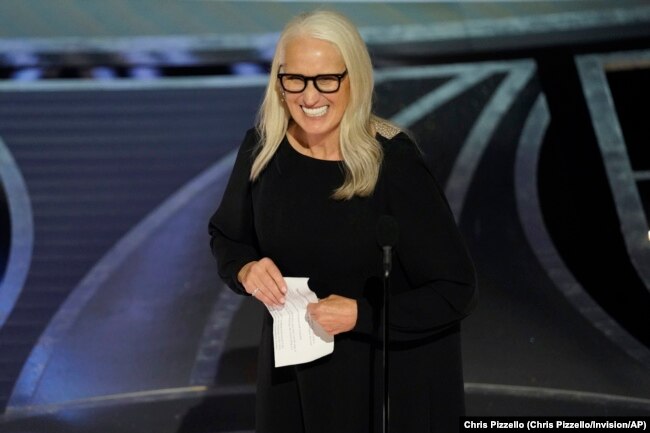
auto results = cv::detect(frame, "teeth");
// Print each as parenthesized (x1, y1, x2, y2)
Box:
(302, 106, 328, 117)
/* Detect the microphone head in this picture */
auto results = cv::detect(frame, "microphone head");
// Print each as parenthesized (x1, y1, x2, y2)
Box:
(376, 215, 399, 248)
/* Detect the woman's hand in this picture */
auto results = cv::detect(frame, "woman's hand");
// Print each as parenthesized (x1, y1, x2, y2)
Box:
(307, 295, 358, 336)
(238, 258, 287, 307)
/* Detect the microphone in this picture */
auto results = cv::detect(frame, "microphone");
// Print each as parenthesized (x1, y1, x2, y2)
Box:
(377, 215, 399, 278)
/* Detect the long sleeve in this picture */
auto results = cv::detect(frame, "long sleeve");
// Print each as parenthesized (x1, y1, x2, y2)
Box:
(383, 134, 477, 340)
(208, 129, 261, 295)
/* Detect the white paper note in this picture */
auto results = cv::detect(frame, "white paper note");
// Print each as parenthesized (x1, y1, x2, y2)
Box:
(265, 277, 334, 367)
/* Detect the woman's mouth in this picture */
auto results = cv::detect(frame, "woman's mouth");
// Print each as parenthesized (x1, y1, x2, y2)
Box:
(302, 106, 328, 117)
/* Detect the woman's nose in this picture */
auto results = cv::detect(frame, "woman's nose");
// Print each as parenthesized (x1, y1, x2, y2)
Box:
(302, 81, 320, 104)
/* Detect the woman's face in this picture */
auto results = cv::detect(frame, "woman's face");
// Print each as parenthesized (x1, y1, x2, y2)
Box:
(279, 36, 350, 144)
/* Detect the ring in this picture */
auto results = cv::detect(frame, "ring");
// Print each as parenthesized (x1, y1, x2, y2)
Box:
(252, 287, 261, 297)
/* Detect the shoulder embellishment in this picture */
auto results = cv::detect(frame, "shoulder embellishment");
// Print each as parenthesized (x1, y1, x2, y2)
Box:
(372, 119, 401, 140)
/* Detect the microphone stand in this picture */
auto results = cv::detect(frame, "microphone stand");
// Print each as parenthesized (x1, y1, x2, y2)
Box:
(377, 214, 397, 433)
(382, 245, 392, 433)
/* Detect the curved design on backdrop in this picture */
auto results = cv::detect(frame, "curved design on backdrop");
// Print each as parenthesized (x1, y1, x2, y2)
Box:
(8, 149, 241, 409)
(445, 61, 536, 220)
(514, 95, 650, 369)
(0, 137, 34, 328)
(575, 50, 650, 295)
(381, 64, 497, 127)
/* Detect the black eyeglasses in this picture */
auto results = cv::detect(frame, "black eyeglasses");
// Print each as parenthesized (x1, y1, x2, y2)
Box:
(277, 70, 348, 94)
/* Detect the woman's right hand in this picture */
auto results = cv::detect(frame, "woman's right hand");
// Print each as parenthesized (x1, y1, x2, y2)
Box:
(237, 258, 287, 307)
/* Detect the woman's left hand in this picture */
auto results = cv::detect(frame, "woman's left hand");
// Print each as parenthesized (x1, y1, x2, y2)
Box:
(307, 295, 357, 336)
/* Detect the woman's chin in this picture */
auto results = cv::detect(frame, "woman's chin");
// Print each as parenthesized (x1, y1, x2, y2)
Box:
(294, 118, 339, 137)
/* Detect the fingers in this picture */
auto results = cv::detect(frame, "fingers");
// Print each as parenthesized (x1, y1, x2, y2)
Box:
(263, 260, 286, 294)
(254, 283, 285, 308)
(308, 295, 358, 336)
(238, 258, 287, 307)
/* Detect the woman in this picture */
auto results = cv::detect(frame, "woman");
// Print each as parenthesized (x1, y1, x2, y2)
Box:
(209, 10, 477, 433)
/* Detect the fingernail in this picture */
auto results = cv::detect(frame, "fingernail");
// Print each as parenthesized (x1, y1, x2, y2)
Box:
(282, 286, 287, 294)
(280, 297, 285, 304)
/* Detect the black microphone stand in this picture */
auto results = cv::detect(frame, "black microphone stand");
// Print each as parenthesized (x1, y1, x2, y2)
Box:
(377, 215, 397, 433)
(382, 245, 392, 433)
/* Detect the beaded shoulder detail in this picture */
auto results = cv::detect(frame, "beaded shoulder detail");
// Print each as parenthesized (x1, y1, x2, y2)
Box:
(372, 119, 401, 140)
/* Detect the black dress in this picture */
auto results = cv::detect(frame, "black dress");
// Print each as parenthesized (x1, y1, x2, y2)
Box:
(209, 126, 477, 433)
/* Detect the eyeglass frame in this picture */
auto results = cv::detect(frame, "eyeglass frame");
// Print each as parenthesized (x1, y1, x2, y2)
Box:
(277, 70, 348, 94)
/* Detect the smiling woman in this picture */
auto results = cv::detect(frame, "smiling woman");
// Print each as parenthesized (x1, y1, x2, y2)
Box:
(251, 10, 382, 200)
(209, 10, 477, 433)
